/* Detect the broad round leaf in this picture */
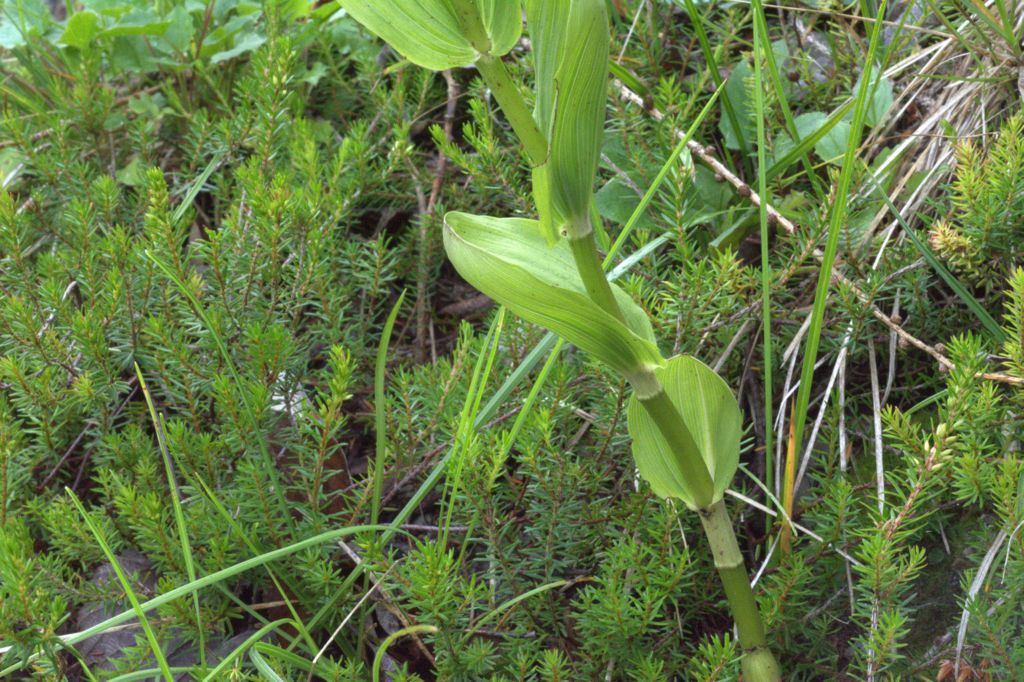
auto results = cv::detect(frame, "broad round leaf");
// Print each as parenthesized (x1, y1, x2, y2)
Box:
(339, 0, 520, 71)
(627, 355, 741, 509)
(443, 212, 663, 379)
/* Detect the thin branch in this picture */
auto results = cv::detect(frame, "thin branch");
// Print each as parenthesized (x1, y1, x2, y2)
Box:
(867, 338, 885, 516)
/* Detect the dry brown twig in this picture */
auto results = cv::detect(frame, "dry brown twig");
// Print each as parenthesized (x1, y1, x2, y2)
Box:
(614, 82, 1024, 387)
(337, 543, 435, 666)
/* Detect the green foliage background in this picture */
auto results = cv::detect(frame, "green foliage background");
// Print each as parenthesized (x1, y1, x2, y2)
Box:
(0, 0, 1022, 679)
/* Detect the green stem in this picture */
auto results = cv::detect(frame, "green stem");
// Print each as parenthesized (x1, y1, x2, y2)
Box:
(568, 225, 627, 326)
(699, 500, 781, 682)
(635, 378, 715, 506)
(451, 0, 546, 165)
(474, 54, 548, 166)
(635, 374, 780, 681)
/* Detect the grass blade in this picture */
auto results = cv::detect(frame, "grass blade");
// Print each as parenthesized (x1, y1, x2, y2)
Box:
(372, 625, 438, 682)
(66, 490, 175, 682)
(192, 475, 317, 653)
(171, 152, 225, 227)
(464, 580, 568, 640)
(257, 641, 346, 678)
(135, 365, 206, 670)
(201, 619, 296, 681)
(441, 308, 505, 546)
(250, 647, 288, 681)
(372, 290, 407, 526)
(791, 0, 890, 460)
(106, 668, 193, 682)
(0, 522, 403, 668)
(751, 0, 776, 503)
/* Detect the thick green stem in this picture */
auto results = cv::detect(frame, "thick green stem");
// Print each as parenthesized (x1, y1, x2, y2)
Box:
(699, 500, 781, 681)
(474, 55, 548, 166)
(452, 0, 546, 165)
(635, 374, 781, 681)
(568, 225, 627, 326)
(635, 379, 715, 506)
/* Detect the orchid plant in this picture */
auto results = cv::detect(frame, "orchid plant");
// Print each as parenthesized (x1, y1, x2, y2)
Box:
(338, 1, 781, 678)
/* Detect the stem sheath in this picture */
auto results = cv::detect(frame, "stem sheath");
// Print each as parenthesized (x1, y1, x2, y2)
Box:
(635, 378, 715, 506)
(449, 0, 491, 54)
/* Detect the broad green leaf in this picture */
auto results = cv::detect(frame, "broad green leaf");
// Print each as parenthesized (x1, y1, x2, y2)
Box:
(477, 0, 521, 58)
(865, 77, 893, 128)
(111, 36, 160, 72)
(595, 178, 654, 231)
(198, 14, 259, 58)
(161, 6, 195, 54)
(116, 157, 147, 186)
(338, 2, 469, 69)
(770, 37, 789, 66)
(525, 0, 568, 136)
(719, 60, 755, 151)
(300, 62, 328, 86)
(524, 0, 578, 240)
(794, 111, 828, 140)
(526, 0, 610, 242)
(338, 0, 520, 71)
(814, 119, 852, 165)
(209, 31, 266, 63)
(60, 11, 100, 49)
(864, 75, 897, 127)
(845, 68, 894, 129)
(693, 165, 733, 213)
(627, 355, 741, 508)
(101, 10, 171, 37)
(0, 0, 52, 49)
(82, 0, 147, 14)
(530, 163, 556, 246)
(595, 134, 662, 230)
(770, 111, 825, 170)
(443, 212, 663, 379)
(278, 0, 313, 20)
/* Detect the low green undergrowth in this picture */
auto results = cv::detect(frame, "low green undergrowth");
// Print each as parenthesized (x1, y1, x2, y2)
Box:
(1, 1, 1022, 680)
